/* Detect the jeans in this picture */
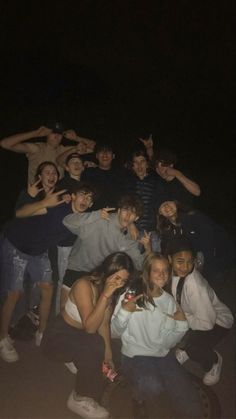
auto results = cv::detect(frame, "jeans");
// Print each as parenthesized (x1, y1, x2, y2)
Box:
(122, 351, 203, 418)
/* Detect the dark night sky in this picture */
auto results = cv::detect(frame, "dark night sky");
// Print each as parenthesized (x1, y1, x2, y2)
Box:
(0, 1, 235, 230)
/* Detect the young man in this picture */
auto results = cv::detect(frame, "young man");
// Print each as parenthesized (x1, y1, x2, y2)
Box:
(155, 148, 201, 210)
(0, 123, 95, 182)
(0, 183, 95, 362)
(57, 152, 85, 193)
(61, 193, 151, 308)
(80, 143, 125, 209)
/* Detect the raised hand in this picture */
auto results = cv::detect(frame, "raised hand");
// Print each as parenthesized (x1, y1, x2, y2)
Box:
(42, 189, 67, 208)
(121, 294, 143, 312)
(27, 179, 44, 197)
(100, 207, 116, 220)
(103, 271, 128, 298)
(35, 126, 52, 138)
(64, 129, 77, 141)
(139, 230, 152, 252)
(167, 302, 186, 321)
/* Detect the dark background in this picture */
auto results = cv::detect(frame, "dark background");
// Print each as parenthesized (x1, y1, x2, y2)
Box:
(0, 1, 235, 232)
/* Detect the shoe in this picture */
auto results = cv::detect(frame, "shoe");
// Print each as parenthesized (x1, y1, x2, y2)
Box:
(175, 348, 189, 365)
(67, 391, 110, 418)
(132, 398, 148, 419)
(35, 330, 43, 347)
(0, 336, 19, 362)
(203, 351, 222, 386)
(65, 362, 78, 374)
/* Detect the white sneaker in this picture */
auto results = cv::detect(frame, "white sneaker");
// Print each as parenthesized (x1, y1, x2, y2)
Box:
(67, 391, 110, 418)
(203, 351, 222, 386)
(65, 362, 78, 374)
(175, 348, 189, 365)
(35, 330, 43, 347)
(0, 336, 19, 362)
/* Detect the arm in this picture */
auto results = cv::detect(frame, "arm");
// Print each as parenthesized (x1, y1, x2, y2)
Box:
(165, 167, 201, 196)
(63, 210, 102, 234)
(98, 305, 114, 366)
(0, 126, 52, 154)
(15, 190, 67, 217)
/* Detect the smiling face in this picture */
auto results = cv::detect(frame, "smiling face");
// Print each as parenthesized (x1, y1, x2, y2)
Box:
(149, 259, 170, 290)
(39, 164, 59, 191)
(71, 190, 94, 213)
(170, 251, 195, 278)
(96, 149, 114, 170)
(159, 200, 177, 220)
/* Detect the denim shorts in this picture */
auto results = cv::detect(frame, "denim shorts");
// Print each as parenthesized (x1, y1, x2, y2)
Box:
(0, 237, 52, 293)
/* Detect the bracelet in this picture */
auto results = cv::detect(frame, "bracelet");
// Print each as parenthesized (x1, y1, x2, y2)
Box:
(102, 293, 109, 300)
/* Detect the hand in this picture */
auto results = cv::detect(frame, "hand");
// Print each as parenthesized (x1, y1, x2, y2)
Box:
(121, 294, 143, 312)
(35, 126, 52, 138)
(127, 222, 139, 240)
(167, 302, 186, 321)
(62, 193, 71, 204)
(42, 189, 68, 208)
(139, 230, 151, 252)
(103, 271, 128, 298)
(84, 161, 97, 168)
(100, 207, 116, 220)
(165, 166, 177, 179)
(63, 129, 77, 141)
(76, 142, 88, 154)
(27, 179, 44, 197)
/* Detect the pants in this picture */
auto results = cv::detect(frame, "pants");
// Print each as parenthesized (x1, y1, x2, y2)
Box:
(41, 315, 105, 402)
(182, 324, 230, 371)
(122, 352, 203, 418)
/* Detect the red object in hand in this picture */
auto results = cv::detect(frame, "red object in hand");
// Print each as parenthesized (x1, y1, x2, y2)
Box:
(102, 362, 118, 382)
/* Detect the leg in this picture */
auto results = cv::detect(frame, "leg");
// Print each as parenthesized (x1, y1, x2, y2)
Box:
(60, 286, 70, 312)
(0, 290, 22, 339)
(55, 246, 72, 315)
(38, 282, 54, 333)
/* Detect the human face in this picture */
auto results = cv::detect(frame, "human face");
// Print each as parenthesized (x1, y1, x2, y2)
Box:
(72, 191, 93, 213)
(159, 201, 177, 220)
(132, 156, 148, 179)
(170, 251, 195, 277)
(96, 149, 114, 170)
(46, 132, 63, 148)
(117, 208, 138, 229)
(113, 269, 130, 288)
(39, 165, 58, 191)
(66, 158, 84, 178)
(155, 161, 173, 179)
(149, 259, 170, 290)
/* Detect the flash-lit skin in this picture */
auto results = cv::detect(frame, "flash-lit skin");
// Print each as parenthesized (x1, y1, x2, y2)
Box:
(149, 259, 170, 296)
(159, 200, 178, 224)
(111, 269, 130, 289)
(71, 191, 94, 213)
(155, 161, 174, 181)
(117, 208, 139, 229)
(96, 150, 114, 170)
(46, 132, 63, 148)
(170, 251, 195, 278)
(65, 157, 84, 179)
(132, 155, 148, 180)
(39, 165, 59, 193)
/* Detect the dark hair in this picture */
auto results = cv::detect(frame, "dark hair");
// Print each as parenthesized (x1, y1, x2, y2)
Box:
(95, 143, 114, 154)
(70, 181, 97, 200)
(118, 193, 143, 218)
(126, 148, 149, 172)
(155, 148, 178, 166)
(90, 252, 135, 300)
(167, 237, 196, 257)
(34, 161, 60, 199)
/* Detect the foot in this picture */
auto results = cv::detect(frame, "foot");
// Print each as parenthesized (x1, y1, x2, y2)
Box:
(65, 362, 78, 374)
(67, 391, 110, 418)
(35, 330, 43, 347)
(203, 351, 223, 386)
(0, 336, 19, 362)
(175, 348, 189, 365)
(132, 398, 149, 419)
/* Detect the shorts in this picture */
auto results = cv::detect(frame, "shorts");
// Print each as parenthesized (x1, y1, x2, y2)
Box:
(0, 238, 52, 293)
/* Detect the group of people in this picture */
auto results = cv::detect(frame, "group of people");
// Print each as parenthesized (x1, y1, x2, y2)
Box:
(0, 122, 235, 419)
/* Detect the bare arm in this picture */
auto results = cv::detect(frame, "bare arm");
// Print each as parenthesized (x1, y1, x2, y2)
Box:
(166, 167, 201, 196)
(0, 126, 52, 154)
(15, 190, 67, 217)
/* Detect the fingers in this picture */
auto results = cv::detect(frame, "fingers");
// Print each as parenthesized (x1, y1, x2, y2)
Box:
(104, 207, 116, 212)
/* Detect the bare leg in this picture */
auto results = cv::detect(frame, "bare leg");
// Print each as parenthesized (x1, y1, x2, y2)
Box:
(0, 290, 22, 339)
(60, 287, 69, 313)
(38, 282, 54, 333)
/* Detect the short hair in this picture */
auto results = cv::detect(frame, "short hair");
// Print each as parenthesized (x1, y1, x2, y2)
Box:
(35, 161, 60, 181)
(118, 193, 143, 217)
(71, 182, 97, 200)
(95, 143, 114, 154)
(155, 148, 178, 166)
(167, 237, 196, 256)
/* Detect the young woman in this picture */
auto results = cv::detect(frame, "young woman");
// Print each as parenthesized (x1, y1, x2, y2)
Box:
(156, 197, 235, 291)
(111, 252, 203, 419)
(41, 252, 135, 419)
(168, 238, 234, 386)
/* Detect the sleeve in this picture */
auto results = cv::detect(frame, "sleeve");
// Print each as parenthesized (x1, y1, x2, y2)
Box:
(14, 190, 37, 211)
(62, 210, 101, 234)
(111, 307, 132, 338)
(159, 299, 189, 349)
(184, 275, 217, 330)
